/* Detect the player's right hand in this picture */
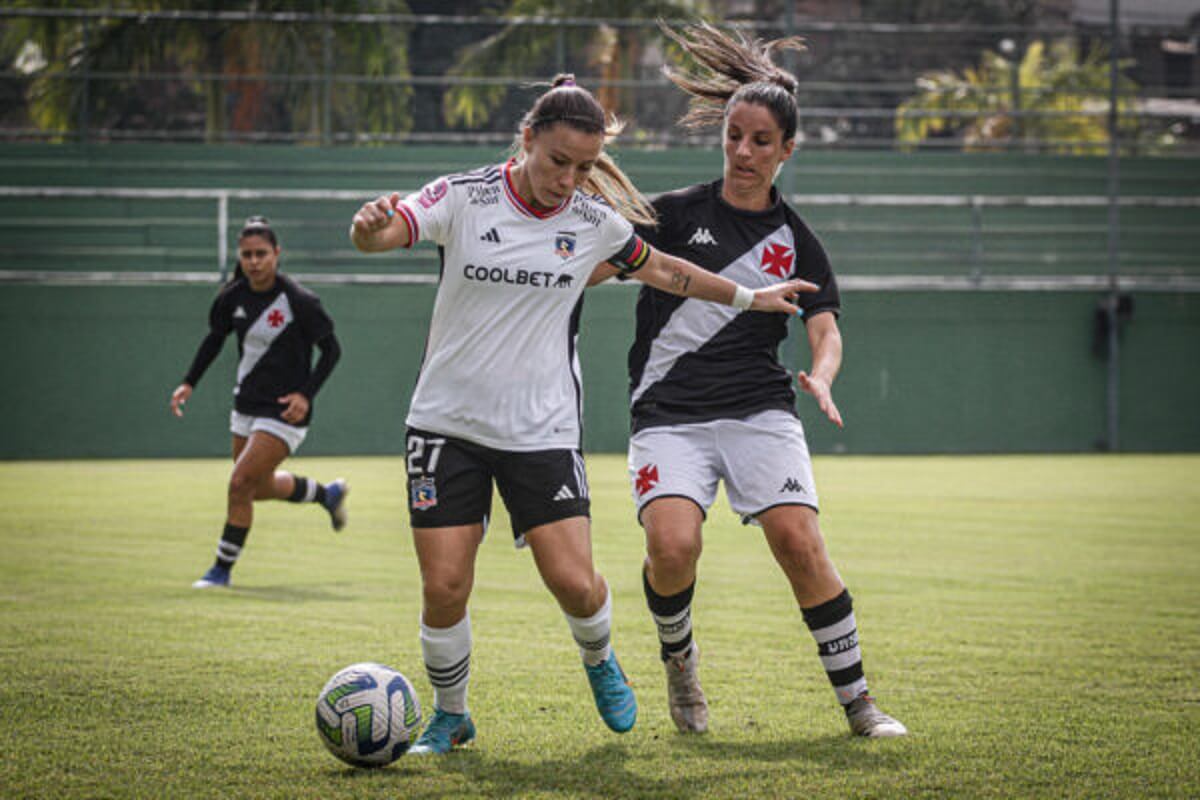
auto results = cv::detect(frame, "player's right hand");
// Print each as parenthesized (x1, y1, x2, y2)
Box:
(751, 278, 820, 315)
(170, 383, 192, 418)
(351, 192, 402, 237)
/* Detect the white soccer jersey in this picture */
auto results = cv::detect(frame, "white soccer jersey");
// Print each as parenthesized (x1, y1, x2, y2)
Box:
(396, 161, 649, 451)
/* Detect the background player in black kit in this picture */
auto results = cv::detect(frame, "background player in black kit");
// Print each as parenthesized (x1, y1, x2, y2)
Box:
(170, 216, 347, 589)
(590, 23, 907, 738)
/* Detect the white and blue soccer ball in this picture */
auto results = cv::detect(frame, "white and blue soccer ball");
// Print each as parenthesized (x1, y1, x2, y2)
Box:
(315, 662, 422, 767)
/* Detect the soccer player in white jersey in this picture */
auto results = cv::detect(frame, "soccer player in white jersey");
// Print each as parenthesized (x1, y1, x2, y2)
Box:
(170, 216, 347, 590)
(589, 24, 908, 739)
(350, 74, 813, 755)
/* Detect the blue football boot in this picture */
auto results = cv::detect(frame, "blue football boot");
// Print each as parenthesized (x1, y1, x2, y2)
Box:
(322, 478, 349, 532)
(585, 652, 637, 733)
(191, 564, 230, 589)
(408, 709, 476, 755)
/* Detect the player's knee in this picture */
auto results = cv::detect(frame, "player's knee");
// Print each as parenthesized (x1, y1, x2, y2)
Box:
(773, 529, 828, 576)
(227, 470, 258, 502)
(421, 573, 471, 609)
(646, 534, 701, 580)
(543, 570, 596, 611)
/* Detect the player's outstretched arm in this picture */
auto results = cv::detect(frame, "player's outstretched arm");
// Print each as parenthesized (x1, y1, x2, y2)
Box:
(350, 192, 413, 252)
(634, 248, 817, 314)
(797, 311, 844, 428)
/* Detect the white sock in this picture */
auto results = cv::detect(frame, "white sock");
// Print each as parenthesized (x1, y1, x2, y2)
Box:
(420, 613, 471, 714)
(564, 584, 613, 667)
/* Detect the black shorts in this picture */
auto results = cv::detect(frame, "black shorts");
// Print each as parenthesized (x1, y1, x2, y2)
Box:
(405, 427, 590, 540)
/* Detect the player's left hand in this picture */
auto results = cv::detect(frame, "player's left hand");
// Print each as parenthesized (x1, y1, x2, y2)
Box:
(797, 371, 844, 428)
(751, 279, 820, 315)
(277, 392, 310, 424)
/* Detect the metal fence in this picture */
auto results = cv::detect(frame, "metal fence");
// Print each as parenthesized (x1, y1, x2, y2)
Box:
(2, 185, 1197, 292)
(2, 6, 1198, 152)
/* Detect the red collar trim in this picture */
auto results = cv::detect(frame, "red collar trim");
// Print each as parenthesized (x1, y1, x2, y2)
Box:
(503, 160, 569, 220)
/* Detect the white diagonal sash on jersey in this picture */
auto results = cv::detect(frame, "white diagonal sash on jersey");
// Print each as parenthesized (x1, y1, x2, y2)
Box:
(631, 224, 795, 406)
(235, 293, 293, 393)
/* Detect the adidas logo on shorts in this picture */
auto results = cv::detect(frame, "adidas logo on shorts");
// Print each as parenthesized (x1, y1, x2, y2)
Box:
(553, 485, 575, 501)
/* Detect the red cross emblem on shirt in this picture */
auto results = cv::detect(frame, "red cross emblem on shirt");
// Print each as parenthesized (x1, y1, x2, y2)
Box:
(635, 464, 659, 497)
(761, 243, 794, 278)
(268, 309, 285, 328)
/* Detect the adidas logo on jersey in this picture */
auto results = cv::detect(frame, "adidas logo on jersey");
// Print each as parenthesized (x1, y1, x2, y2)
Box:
(780, 477, 805, 493)
(480, 228, 501, 243)
(233, 306, 248, 319)
(688, 227, 718, 246)
(553, 485, 575, 501)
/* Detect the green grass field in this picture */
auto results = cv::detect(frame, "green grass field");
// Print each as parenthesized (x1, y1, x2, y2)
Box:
(1, 455, 1198, 799)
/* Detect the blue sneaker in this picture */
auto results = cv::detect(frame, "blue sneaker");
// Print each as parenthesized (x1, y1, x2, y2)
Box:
(191, 564, 230, 589)
(585, 653, 637, 733)
(408, 709, 476, 756)
(322, 478, 349, 532)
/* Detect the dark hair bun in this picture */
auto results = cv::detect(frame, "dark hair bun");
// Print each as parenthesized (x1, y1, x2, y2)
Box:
(551, 73, 578, 89)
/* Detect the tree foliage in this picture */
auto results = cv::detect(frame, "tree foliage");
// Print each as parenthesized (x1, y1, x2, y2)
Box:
(441, 0, 709, 130)
(894, 38, 1157, 154)
(1, 0, 414, 142)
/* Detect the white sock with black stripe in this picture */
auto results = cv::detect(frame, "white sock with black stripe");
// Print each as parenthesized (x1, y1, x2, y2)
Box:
(420, 613, 471, 714)
(564, 583, 613, 667)
(802, 588, 869, 706)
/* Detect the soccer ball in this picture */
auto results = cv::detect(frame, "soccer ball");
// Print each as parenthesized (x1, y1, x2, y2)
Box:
(315, 662, 422, 767)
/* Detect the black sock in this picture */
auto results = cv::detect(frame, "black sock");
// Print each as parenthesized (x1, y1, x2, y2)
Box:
(214, 523, 249, 570)
(287, 476, 327, 505)
(643, 568, 695, 662)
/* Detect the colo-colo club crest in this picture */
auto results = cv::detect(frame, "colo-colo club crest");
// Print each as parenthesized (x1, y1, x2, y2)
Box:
(555, 231, 577, 259)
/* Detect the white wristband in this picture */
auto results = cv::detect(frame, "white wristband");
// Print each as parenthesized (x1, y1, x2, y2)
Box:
(731, 284, 754, 310)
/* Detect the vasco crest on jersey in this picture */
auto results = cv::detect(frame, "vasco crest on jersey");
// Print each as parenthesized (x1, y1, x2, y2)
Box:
(554, 231, 577, 259)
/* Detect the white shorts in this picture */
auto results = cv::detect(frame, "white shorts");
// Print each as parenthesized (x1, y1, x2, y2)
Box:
(628, 409, 818, 525)
(229, 410, 307, 454)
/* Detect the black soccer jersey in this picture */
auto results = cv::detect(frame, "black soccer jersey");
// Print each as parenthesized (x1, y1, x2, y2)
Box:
(628, 180, 841, 433)
(185, 274, 336, 426)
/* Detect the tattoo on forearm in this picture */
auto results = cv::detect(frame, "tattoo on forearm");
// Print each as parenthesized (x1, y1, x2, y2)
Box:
(670, 268, 692, 295)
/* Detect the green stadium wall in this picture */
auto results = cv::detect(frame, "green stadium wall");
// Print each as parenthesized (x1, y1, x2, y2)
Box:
(1, 143, 1198, 457)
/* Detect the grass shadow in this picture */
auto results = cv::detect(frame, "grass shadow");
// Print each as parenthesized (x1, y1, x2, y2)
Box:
(669, 729, 913, 770)
(227, 582, 364, 603)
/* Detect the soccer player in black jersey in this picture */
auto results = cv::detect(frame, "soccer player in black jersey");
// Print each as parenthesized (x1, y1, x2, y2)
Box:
(170, 216, 346, 589)
(590, 23, 907, 738)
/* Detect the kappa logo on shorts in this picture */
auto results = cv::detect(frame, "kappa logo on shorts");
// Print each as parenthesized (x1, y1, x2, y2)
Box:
(411, 477, 438, 510)
(779, 477, 805, 494)
(635, 464, 659, 497)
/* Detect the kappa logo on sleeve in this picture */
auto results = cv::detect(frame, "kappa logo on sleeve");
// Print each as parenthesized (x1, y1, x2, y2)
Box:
(417, 178, 449, 209)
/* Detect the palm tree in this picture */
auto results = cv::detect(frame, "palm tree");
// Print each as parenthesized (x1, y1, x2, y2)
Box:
(2, 0, 414, 143)
(440, 0, 711, 130)
(894, 38, 1148, 155)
